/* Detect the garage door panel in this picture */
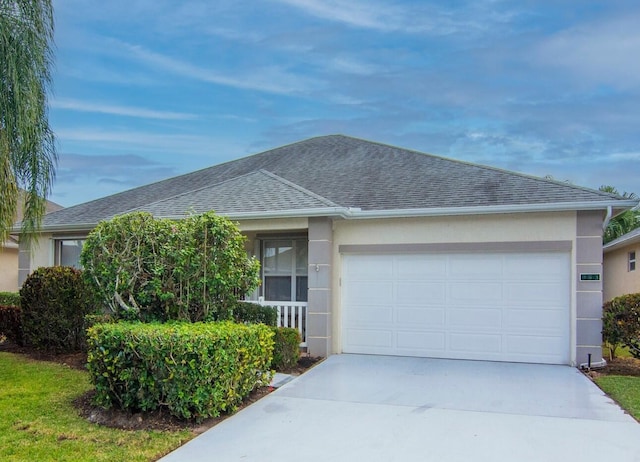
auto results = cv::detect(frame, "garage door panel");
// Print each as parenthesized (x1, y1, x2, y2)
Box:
(449, 282, 503, 302)
(345, 281, 393, 304)
(449, 255, 503, 278)
(449, 332, 502, 354)
(396, 307, 445, 326)
(396, 282, 446, 303)
(504, 254, 568, 280)
(449, 308, 502, 329)
(345, 255, 393, 278)
(506, 335, 566, 357)
(396, 256, 446, 277)
(506, 309, 567, 331)
(505, 283, 567, 305)
(342, 252, 570, 364)
(397, 331, 446, 351)
(344, 328, 392, 349)
(346, 306, 394, 324)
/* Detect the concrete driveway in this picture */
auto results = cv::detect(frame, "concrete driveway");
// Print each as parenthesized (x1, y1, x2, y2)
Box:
(160, 355, 640, 462)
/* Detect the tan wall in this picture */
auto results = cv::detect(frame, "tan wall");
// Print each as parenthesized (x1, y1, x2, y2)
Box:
(604, 243, 640, 301)
(0, 246, 19, 292)
(331, 211, 578, 358)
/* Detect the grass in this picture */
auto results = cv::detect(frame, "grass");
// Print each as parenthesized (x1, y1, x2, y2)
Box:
(0, 352, 192, 462)
(595, 375, 640, 420)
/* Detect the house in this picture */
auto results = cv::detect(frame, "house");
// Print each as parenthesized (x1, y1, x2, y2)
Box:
(17, 135, 638, 366)
(1, 192, 62, 292)
(603, 227, 640, 301)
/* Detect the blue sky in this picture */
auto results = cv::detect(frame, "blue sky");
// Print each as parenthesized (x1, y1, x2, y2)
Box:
(49, 0, 640, 206)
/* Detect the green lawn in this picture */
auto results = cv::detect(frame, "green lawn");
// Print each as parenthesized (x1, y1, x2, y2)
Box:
(595, 375, 640, 420)
(0, 352, 192, 462)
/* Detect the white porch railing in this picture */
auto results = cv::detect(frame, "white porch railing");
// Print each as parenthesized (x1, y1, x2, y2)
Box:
(258, 299, 307, 347)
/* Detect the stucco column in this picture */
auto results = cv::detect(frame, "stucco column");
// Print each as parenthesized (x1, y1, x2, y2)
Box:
(306, 217, 333, 357)
(575, 210, 604, 366)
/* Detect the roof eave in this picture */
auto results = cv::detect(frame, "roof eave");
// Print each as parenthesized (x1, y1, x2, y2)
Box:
(347, 200, 639, 219)
(17, 199, 637, 232)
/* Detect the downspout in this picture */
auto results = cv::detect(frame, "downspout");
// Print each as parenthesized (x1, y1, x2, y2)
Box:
(602, 205, 613, 231)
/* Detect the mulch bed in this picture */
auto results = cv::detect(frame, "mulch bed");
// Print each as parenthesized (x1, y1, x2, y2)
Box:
(586, 356, 640, 379)
(0, 341, 321, 432)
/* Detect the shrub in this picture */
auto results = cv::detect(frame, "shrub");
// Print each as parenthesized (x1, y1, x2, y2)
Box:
(270, 327, 301, 371)
(20, 266, 99, 353)
(0, 305, 22, 344)
(86, 321, 274, 420)
(233, 301, 277, 326)
(0, 291, 21, 307)
(603, 293, 640, 359)
(80, 211, 260, 322)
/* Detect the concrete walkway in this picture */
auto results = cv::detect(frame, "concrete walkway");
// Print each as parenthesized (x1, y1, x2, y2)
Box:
(160, 355, 640, 462)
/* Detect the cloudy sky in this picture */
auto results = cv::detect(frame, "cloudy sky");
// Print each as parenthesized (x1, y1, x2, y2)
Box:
(49, 0, 640, 206)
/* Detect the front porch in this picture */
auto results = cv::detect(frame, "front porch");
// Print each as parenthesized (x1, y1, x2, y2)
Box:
(241, 217, 333, 357)
(258, 299, 308, 347)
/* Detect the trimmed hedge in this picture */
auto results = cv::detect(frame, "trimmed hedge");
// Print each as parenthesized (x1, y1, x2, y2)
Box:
(270, 327, 301, 371)
(233, 301, 277, 326)
(603, 293, 640, 358)
(0, 305, 22, 344)
(0, 291, 21, 307)
(86, 321, 274, 420)
(20, 266, 99, 353)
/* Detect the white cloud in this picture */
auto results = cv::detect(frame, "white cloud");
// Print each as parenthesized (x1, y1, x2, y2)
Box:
(273, 0, 520, 36)
(51, 98, 197, 120)
(122, 42, 317, 95)
(534, 14, 640, 89)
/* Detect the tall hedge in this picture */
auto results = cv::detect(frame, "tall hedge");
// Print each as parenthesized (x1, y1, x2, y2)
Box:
(603, 293, 640, 358)
(80, 211, 260, 322)
(20, 266, 98, 352)
(87, 321, 274, 420)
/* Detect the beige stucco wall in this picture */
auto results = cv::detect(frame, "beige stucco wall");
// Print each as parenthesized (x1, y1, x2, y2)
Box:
(604, 243, 640, 301)
(0, 246, 19, 292)
(331, 211, 579, 359)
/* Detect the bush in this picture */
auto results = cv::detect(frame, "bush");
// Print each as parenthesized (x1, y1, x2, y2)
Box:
(233, 301, 277, 326)
(0, 305, 22, 344)
(86, 321, 274, 420)
(20, 267, 99, 353)
(0, 291, 21, 307)
(270, 327, 301, 371)
(603, 293, 640, 359)
(80, 211, 260, 323)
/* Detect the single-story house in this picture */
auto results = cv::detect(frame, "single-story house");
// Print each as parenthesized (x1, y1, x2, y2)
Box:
(603, 227, 640, 301)
(17, 135, 638, 366)
(1, 193, 62, 292)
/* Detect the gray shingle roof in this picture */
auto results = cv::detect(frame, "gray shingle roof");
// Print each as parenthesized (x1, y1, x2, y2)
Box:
(40, 134, 634, 229)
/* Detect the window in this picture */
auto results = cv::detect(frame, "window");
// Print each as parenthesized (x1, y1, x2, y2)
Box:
(262, 239, 308, 301)
(630, 251, 637, 272)
(55, 239, 85, 268)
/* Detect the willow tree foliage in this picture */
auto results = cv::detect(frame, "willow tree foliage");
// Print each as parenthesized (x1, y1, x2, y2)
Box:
(600, 186, 640, 244)
(0, 0, 57, 246)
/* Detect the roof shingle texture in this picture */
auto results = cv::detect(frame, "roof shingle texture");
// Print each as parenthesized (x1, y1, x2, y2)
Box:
(42, 135, 621, 227)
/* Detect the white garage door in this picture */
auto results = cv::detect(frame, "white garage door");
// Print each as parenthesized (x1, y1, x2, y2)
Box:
(342, 252, 570, 364)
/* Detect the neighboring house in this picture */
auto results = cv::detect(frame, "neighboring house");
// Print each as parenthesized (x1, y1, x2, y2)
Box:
(17, 135, 638, 366)
(1, 193, 62, 292)
(603, 227, 640, 301)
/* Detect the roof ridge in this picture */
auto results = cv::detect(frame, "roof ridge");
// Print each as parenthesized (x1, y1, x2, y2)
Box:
(123, 170, 266, 215)
(257, 169, 341, 208)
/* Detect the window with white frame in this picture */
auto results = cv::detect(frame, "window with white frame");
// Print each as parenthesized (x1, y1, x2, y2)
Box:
(630, 251, 637, 272)
(54, 239, 86, 268)
(261, 238, 308, 301)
